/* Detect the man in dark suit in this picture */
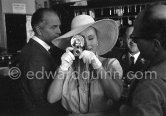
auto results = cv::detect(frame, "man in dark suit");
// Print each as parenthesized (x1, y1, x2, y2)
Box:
(120, 27, 149, 79)
(118, 26, 149, 100)
(16, 8, 66, 116)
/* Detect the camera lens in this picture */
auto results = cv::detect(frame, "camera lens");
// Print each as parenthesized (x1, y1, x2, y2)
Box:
(75, 49, 80, 55)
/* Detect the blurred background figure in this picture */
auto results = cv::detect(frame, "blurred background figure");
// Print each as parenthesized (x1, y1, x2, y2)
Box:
(119, 26, 149, 102)
(121, 3, 166, 116)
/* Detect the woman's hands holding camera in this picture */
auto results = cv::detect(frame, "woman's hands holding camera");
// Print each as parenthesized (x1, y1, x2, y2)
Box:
(60, 48, 102, 71)
(60, 47, 75, 71)
(79, 50, 102, 69)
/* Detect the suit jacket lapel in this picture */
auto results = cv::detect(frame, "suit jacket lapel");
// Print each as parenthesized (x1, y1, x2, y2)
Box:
(28, 39, 55, 62)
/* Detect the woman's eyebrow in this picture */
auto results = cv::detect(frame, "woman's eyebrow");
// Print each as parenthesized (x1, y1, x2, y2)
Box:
(88, 35, 93, 37)
(88, 35, 94, 38)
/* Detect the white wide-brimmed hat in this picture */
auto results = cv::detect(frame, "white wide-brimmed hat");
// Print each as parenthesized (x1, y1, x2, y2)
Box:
(52, 15, 119, 55)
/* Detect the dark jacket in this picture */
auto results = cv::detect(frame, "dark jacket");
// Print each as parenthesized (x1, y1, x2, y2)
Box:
(121, 59, 166, 116)
(16, 39, 66, 116)
(103, 47, 149, 80)
(119, 50, 149, 77)
(103, 47, 150, 102)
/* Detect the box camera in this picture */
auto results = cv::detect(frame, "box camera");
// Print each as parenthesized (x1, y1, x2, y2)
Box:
(71, 35, 85, 56)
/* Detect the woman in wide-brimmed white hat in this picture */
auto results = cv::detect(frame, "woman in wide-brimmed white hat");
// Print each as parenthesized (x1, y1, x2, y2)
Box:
(48, 15, 123, 116)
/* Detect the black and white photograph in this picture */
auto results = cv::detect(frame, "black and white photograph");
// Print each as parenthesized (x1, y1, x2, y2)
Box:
(0, 0, 166, 116)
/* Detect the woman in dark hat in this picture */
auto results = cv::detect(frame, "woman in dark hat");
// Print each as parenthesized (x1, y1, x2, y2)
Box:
(48, 15, 123, 116)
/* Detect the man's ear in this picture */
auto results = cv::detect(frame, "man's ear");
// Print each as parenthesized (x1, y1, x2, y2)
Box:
(153, 39, 161, 52)
(36, 25, 42, 36)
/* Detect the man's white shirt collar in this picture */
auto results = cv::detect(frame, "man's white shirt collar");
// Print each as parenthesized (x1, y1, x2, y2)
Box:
(32, 36, 50, 51)
(129, 52, 140, 64)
